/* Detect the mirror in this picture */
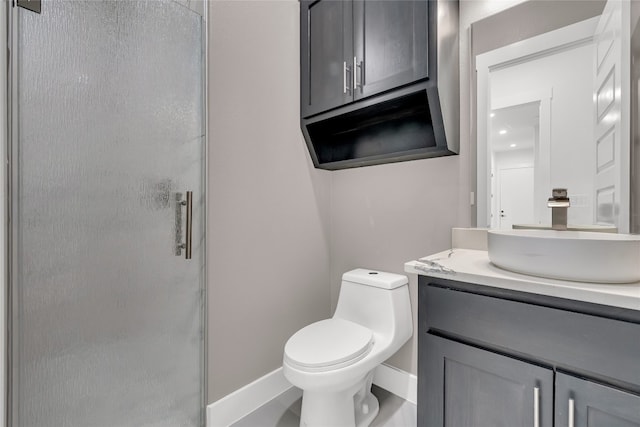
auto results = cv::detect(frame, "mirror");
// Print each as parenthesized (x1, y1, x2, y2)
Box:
(472, 0, 638, 233)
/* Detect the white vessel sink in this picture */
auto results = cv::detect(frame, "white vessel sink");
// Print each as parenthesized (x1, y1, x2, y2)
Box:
(487, 229, 640, 283)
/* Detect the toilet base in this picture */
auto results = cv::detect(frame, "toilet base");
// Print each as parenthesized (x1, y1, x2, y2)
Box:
(299, 371, 379, 427)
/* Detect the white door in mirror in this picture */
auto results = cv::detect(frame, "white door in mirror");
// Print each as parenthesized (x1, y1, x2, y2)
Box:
(592, 0, 631, 233)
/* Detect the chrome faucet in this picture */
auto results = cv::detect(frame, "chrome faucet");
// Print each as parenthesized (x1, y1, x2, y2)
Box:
(548, 188, 570, 230)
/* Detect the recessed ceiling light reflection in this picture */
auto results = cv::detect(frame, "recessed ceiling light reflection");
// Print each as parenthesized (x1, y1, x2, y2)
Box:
(499, 129, 507, 135)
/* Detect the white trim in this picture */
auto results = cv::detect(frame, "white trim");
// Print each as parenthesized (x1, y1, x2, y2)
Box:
(373, 363, 417, 405)
(206, 367, 293, 427)
(490, 87, 552, 111)
(475, 17, 599, 72)
(205, 363, 417, 426)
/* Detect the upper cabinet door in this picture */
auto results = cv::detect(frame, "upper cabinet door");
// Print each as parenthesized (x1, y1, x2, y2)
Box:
(301, 0, 353, 118)
(353, 0, 428, 100)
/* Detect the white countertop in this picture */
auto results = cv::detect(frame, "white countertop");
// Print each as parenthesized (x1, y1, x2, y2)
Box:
(405, 248, 640, 311)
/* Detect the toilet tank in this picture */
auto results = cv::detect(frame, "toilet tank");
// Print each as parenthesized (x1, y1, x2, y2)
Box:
(333, 269, 412, 340)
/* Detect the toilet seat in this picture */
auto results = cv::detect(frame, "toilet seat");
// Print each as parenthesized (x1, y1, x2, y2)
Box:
(284, 319, 374, 372)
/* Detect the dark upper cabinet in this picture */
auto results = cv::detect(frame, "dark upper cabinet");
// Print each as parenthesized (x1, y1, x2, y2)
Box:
(303, 0, 353, 117)
(299, 0, 457, 169)
(353, 0, 428, 101)
(301, 0, 428, 118)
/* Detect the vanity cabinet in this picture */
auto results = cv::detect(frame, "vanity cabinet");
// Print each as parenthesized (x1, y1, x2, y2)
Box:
(556, 373, 640, 427)
(300, 0, 428, 118)
(424, 334, 554, 426)
(418, 277, 640, 427)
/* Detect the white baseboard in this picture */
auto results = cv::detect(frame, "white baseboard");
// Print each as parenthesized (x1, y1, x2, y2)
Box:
(206, 363, 417, 426)
(373, 363, 417, 405)
(207, 367, 293, 427)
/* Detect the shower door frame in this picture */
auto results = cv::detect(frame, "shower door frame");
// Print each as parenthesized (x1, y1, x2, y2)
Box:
(3, 2, 210, 426)
(1, 2, 8, 427)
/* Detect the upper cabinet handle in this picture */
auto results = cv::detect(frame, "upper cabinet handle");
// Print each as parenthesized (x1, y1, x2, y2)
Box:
(353, 56, 362, 93)
(343, 61, 350, 94)
(353, 56, 358, 93)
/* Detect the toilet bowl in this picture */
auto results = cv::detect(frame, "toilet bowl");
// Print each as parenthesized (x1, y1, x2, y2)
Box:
(283, 269, 412, 427)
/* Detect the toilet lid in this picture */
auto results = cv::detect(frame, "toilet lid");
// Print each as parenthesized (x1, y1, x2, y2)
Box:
(284, 319, 374, 371)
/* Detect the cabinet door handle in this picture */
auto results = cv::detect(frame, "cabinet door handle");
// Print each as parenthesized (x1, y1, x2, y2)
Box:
(343, 61, 349, 94)
(353, 56, 358, 92)
(534, 386, 540, 427)
(568, 398, 575, 427)
(353, 56, 362, 92)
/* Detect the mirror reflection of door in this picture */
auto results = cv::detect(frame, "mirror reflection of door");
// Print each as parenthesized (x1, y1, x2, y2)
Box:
(498, 167, 534, 229)
(489, 103, 538, 229)
(593, 0, 629, 230)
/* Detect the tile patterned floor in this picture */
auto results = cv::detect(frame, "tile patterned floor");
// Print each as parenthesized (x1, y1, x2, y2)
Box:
(231, 385, 416, 427)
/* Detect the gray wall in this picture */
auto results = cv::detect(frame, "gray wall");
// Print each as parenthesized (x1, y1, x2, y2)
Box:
(206, 0, 627, 400)
(471, 0, 606, 56)
(205, 0, 529, 397)
(330, 157, 464, 374)
(327, 0, 533, 377)
(207, 0, 332, 402)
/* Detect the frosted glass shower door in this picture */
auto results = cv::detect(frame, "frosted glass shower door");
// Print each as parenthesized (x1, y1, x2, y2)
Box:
(10, 1, 205, 426)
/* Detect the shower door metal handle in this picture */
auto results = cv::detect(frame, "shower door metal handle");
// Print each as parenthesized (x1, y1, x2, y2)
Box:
(175, 191, 193, 259)
(184, 191, 192, 259)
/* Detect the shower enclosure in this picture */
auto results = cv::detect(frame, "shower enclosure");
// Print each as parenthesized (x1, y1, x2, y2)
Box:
(6, 1, 206, 425)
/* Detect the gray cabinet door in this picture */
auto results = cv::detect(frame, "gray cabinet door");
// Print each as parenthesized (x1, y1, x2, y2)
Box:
(421, 334, 554, 427)
(555, 373, 640, 427)
(353, 0, 428, 100)
(301, 0, 353, 118)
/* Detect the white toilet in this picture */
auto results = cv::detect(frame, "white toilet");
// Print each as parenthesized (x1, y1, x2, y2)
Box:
(283, 268, 413, 427)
